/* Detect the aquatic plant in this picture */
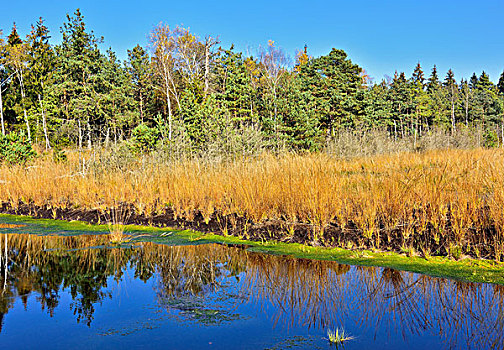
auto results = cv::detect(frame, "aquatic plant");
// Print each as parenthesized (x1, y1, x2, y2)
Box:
(326, 328, 354, 344)
(107, 206, 131, 244)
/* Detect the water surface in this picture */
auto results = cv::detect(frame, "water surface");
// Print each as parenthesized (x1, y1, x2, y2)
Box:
(0, 220, 502, 349)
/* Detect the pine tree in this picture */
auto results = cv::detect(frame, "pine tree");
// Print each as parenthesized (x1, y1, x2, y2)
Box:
(459, 79, 471, 126)
(126, 44, 152, 123)
(52, 8, 104, 148)
(5, 23, 31, 141)
(426, 65, 440, 93)
(469, 73, 478, 90)
(498, 71, 504, 95)
(443, 69, 458, 132)
(97, 49, 136, 144)
(473, 71, 501, 126)
(7, 23, 22, 46)
(279, 72, 322, 150)
(0, 30, 5, 135)
(411, 62, 425, 88)
(298, 48, 364, 136)
(26, 18, 55, 148)
(410, 63, 429, 135)
(213, 47, 254, 124)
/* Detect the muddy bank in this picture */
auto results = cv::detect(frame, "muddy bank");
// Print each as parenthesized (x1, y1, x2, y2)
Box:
(0, 201, 499, 260)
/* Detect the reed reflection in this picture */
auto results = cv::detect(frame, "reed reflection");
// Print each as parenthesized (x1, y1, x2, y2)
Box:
(0, 233, 502, 349)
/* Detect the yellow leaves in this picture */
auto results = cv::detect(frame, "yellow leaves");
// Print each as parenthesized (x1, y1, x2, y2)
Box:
(294, 50, 309, 72)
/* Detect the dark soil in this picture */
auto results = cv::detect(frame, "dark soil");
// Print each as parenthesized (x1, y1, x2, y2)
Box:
(0, 201, 500, 260)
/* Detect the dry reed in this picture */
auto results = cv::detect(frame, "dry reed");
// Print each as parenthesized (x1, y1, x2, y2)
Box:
(1, 148, 504, 259)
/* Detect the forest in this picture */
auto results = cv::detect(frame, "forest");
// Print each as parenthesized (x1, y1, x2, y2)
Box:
(1, 9, 504, 156)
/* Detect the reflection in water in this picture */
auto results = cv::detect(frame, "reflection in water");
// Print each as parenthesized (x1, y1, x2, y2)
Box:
(0, 233, 502, 349)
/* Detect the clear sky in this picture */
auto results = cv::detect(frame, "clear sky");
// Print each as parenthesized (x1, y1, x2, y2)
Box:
(1, 0, 503, 83)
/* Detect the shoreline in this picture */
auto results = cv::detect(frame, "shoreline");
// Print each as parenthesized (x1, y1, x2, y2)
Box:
(1, 205, 504, 286)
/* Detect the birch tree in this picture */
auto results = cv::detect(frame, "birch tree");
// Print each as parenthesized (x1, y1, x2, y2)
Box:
(150, 24, 180, 141)
(6, 25, 31, 141)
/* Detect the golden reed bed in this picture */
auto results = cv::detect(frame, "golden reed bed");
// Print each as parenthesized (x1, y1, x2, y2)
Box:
(1, 148, 504, 259)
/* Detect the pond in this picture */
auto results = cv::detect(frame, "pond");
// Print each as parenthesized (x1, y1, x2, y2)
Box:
(0, 217, 502, 349)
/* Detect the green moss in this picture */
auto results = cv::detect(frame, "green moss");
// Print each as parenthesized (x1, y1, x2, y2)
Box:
(1, 213, 504, 285)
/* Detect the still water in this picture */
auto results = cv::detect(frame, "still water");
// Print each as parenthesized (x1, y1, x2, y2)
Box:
(0, 219, 502, 349)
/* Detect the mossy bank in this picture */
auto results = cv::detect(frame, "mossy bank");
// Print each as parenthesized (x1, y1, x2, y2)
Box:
(1, 213, 503, 286)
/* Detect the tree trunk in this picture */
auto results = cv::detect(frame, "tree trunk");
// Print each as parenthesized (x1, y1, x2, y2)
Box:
(139, 92, 144, 123)
(166, 86, 173, 141)
(465, 94, 469, 127)
(0, 84, 4, 135)
(19, 84, 31, 141)
(204, 41, 210, 96)
(501, 121, 504, 148)
(22, 108, 31, 142)
(16, 70, 31, 142)
(78, 120, 84, 173)
(39, 94, 50, 150)
(87, 122, 92, 150)
(105, 127, 110, 148)
(451, 99, 456, 135)
(78, 120, 83, 150)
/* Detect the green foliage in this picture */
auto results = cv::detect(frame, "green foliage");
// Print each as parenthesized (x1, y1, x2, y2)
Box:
(128, 124, 160, 153)
(52, 146, 67, 162)
(1, 11, 504, 155)
(298, 48, 364, 134)
(0, 131, 36, 164)
(483, 129, 499, 148)
(498, 71, 504, 95)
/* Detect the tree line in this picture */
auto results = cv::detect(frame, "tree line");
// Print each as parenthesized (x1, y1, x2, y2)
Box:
(1, 9, 503, 153)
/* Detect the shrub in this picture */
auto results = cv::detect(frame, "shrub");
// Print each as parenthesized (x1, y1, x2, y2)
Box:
(483, 129, 499, 148)
(0, 132, 36, 164)
(128, 124, 160, 154)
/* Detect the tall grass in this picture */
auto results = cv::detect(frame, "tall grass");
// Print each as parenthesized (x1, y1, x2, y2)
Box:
(1, 148, 504, 259)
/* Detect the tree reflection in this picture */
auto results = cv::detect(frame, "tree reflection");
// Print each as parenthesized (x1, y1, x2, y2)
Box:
(0, 233, 502, 348)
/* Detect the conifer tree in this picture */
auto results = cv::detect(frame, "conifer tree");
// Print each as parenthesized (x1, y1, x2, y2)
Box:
(7, 23, 22, 46)
(363, 80, 392, 128)
(213, 47, 253, 123)
(426, 65, 440, 93)
(411, 62, 425, 88)
(5, 24, 31, 141)
(410, 63, 429, 135)
(443, 69, 458, 132)
(298, 48, 364, 136)
(52, 8, 103, 148)
(26, 18, 55, 148)
(498, 71, 504, 95)
(389, 71, 413, 136)
(126, 44, 152, 123)
(459, 79, 471, 126)
(98, 49, 136, 144)
(473, 71, 501, 126)
(469, 73, 478, 89)
(0, 30, 5, 135)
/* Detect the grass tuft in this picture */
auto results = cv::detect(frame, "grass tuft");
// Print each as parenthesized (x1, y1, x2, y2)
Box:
(326, 328, 354, 344)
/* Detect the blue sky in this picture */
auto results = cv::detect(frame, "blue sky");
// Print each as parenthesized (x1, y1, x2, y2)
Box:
(1, 0, 503, 83)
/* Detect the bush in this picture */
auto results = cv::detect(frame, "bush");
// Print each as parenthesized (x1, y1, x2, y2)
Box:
(484, 129, 499, 148)
(128, 124, 160, 154)
(0, 132, 36, 164)
(52, 146, 67, 163)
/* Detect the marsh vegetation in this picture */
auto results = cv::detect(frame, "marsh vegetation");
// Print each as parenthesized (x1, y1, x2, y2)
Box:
(2, 148, 504, 261)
